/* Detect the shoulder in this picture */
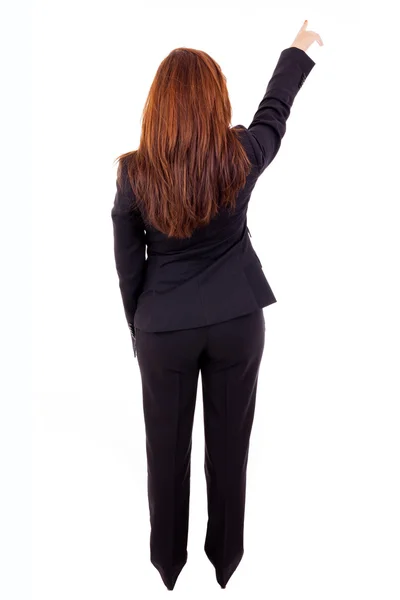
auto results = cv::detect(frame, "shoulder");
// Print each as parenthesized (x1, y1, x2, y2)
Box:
(231, 124, 259, 172)
(114, 154, 142, 215)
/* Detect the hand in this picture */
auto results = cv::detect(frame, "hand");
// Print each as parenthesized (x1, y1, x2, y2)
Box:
(290, 20, 323, 52)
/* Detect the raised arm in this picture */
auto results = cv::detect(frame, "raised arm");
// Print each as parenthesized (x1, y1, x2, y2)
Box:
(246, 21, 323, 175)
(246, 47, 316, 175)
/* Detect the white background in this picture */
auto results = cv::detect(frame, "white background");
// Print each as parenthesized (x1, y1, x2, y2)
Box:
(3, 0, 400, 598)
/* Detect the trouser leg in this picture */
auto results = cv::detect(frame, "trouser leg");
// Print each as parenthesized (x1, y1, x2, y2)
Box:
(135, 326, 204, 590)
(200, 308, 265, 588)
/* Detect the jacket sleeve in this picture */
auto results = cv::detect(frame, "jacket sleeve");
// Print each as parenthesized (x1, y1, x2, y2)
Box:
(246, 46, 316, 176)
(111, 162, 146, 356)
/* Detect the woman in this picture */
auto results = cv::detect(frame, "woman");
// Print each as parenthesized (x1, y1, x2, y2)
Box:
(111, 20, 323, 590)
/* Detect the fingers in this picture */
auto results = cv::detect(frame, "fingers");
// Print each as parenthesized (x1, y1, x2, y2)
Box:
(299, 20, 324, 46)
(298, 19, 308, 35)
(308, 31, 324, 46)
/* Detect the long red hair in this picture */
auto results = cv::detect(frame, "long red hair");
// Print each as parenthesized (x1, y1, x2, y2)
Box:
(114, 47, 252, 239)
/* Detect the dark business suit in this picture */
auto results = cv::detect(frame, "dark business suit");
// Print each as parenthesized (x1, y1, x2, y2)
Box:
(111, 46, 316, 589)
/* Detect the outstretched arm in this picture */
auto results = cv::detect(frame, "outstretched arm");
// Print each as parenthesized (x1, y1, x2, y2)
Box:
(247, 46, 316, 176)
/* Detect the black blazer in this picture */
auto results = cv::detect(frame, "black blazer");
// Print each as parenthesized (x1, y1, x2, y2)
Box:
(111, 46, 316, 353)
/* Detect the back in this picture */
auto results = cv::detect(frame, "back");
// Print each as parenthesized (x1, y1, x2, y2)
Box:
(111, 47, 316, 335)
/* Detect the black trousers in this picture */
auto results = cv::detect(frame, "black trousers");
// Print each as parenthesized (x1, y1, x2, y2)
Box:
(135, 307, 265, 590)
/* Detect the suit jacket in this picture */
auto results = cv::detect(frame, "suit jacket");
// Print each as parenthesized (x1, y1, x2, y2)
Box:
(111, 46, 316, 354)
